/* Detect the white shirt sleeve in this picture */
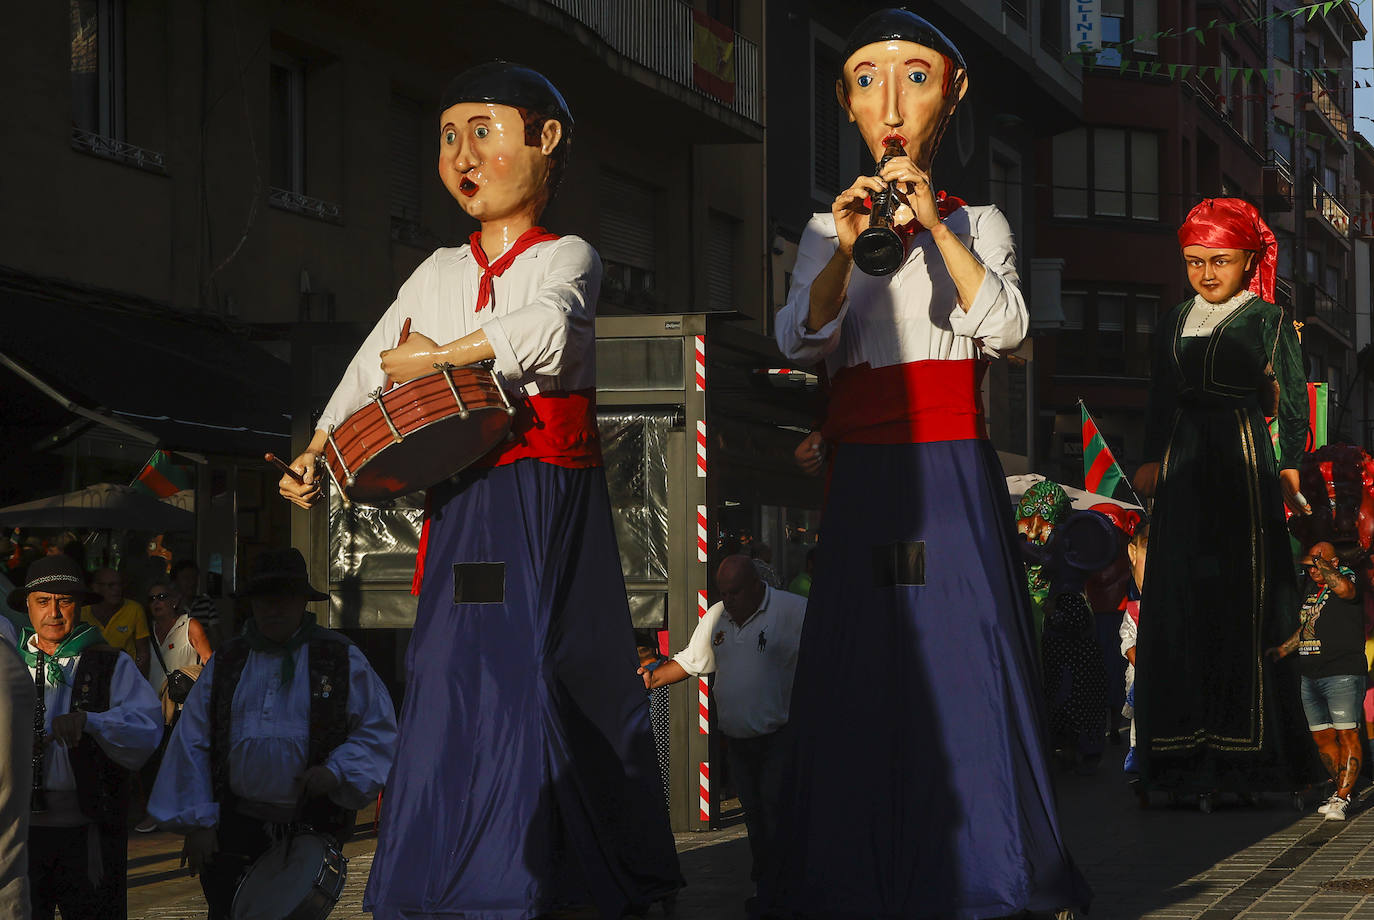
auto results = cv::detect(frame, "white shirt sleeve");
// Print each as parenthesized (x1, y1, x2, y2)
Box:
(672, 604, 724, 677)
(946, 206, 1028, 357)
(480, 238, 601, 385)
(323, 645, 399, 810)
(317, 256, 433, 432)
(147, 656, 218, 829)
(82, 653, 164, 771)
(1119, 611, 1138, 656)
(775, 215, 846, 365)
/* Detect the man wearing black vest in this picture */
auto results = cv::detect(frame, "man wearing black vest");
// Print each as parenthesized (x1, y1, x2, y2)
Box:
(8, 555, 163, 920)
(148, 549, 396, 920)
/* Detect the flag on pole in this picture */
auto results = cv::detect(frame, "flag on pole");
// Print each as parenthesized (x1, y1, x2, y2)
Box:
(1080, 401, 1133, 500)
(132, 450, 191, 498)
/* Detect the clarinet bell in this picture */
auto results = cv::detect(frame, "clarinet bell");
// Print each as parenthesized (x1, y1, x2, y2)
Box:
(853, 225, 905, 277)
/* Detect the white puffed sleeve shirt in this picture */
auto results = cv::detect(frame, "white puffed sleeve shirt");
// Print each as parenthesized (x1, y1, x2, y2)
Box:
(318, 236, 601, 432)
(24, 638, 163, 793)
(148, 641, 398, 830)
(775, 206, 1028, 372)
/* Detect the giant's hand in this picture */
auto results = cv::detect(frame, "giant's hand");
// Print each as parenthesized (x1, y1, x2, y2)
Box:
(1132, 463, 1160, 499)
(832, 174, 889, 258)
(380, 331, 443, 386)
(878, 155, 938, 230)
(1279, 468, 1312, 516)
(279, 449, 324, 510)
(49, 711, 86, 747)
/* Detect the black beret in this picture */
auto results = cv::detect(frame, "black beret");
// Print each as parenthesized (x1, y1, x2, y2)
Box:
(841, 8, 967, 75)
(440, 60, 574, 137)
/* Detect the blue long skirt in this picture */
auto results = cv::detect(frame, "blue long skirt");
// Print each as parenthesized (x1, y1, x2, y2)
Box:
(364, 460, 683, 919)
(768, 440, 1091, 919)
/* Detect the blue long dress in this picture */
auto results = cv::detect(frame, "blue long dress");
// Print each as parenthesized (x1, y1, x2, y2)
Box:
(364, 459, 683, 920)
(768, 439, 1091, 919)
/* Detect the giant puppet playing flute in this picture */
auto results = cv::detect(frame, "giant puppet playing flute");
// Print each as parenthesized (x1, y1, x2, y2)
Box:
(773, 10, 1090, 918)
(277, 62, 682, 919)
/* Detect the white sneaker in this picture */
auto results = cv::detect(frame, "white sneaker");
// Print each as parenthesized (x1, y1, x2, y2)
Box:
(1317, 794, 1339, 815)
(1325, 796, 1350, 821)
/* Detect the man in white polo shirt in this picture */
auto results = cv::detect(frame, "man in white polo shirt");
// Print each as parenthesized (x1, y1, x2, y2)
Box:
(640, 554, 806, 899)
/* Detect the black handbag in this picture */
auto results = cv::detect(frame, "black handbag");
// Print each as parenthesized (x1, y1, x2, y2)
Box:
(165, 668, 197, 704)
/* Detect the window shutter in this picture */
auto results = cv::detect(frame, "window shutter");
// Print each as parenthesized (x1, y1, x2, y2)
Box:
(599, 172, 656, 269)
(813, 41, 840, 194)
(706, 211, 736, 311)
(389, 95, 422, 221)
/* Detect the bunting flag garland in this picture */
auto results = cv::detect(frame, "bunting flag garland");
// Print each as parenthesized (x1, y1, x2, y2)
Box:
(1071, 0, 1351, 59)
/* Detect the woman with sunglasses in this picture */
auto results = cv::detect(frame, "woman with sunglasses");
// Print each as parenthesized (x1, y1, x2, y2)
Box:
(134, 582, 213, 832)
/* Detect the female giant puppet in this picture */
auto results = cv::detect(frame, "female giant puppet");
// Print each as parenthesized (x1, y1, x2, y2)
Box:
(772, 10, 1089, 919)
(1131, 198, 1313, 797)
(278, 63, 682, 918)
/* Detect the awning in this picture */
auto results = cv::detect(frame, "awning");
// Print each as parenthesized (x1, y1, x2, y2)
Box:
(2, 294, 291, 457)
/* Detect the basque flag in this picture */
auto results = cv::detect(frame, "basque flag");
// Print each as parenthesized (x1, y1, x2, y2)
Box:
(1080, 400, 1131, 500)
(132, 450, 191, 498)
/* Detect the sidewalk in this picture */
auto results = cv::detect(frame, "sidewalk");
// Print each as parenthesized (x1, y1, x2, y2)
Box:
(125, 772, 1374, 919)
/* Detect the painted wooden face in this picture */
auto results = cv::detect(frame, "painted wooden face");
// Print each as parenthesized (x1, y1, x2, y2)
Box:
(438, 102, 558, 223)
(1182, 245, 1257, 304)
(838, 39, 964, 167)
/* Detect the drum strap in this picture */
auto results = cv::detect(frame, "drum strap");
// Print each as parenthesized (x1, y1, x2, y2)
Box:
(67, 647, 129, 832)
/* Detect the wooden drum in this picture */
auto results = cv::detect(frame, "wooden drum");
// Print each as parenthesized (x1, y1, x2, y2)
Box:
(322, 363, 515, 506)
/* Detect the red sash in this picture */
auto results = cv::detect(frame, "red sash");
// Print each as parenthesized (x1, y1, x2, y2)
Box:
(411, 388, 602, 594)
(821, 358, 988, 445)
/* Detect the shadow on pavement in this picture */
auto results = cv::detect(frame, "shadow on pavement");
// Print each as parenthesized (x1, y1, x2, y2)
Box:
(1054, 756, 1309, 919)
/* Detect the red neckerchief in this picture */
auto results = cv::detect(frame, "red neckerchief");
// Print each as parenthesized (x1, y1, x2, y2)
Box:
(859, 191, 967, 238)
(469, 226, 560, 312)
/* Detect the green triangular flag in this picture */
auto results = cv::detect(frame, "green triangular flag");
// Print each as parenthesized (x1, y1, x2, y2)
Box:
(1167, 63, 1179, 80)
(1259, 68, 1270, 81)
(1241, 68, 1253, 84)
(1119, 58, 1131, 74)
(1137, 61, 1149, 76)
(1194, 26, 1207, 45)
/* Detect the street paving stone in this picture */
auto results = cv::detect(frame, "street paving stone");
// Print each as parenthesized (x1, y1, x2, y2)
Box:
(124, 765, 1374, 918)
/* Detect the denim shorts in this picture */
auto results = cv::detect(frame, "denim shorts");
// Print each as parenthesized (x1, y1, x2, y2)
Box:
(1300, 674, 1366, 730)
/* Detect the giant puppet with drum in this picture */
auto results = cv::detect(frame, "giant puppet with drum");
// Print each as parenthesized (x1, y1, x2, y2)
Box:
(277, 62, 683, 918)
(770, 10, 1089, 918)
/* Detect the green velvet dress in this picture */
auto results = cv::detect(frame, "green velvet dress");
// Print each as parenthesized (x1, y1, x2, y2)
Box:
(1135, 294, 1314, 792)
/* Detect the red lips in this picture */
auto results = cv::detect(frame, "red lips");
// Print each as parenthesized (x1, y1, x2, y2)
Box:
(459, 176, 479, 197)
(882, 133, 907, 148)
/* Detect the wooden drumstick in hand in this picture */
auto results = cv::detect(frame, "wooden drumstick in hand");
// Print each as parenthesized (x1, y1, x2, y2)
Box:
(385, 318, 413, 393)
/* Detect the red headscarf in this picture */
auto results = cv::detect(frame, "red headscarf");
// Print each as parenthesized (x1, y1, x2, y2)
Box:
(1176, 198, 1277, 303)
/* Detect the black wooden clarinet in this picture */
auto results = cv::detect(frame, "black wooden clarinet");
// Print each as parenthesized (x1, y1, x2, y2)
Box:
(31, 649, 47, 814)
(852, 137, 909, 277)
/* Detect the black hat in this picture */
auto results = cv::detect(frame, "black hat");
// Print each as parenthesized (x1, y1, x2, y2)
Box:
(7, 555, 101, 613)
(440, 61, 574, 136)
(841, 8, 967, 75)
(234, 548, 328, 601)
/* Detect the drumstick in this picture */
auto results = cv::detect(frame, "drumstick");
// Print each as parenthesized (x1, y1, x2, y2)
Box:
(385, 318, 413, 393)
(265, 452, 306, 485)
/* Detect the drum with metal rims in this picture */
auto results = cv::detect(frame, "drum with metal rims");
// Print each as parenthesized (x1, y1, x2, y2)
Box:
(322, 362, 516, 507)
(231, 832, 347, 920)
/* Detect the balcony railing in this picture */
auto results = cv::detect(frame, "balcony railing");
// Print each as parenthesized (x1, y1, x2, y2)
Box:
(268, 187, 343, 224)
(1307, 72, 1349, 142)
(1310, 177, 1351, 239)
(1310, 286, 1354, 341)
(1264, 150, 1294, 212)
(70, 128, 166, 174)
(535, 0, 761, 125)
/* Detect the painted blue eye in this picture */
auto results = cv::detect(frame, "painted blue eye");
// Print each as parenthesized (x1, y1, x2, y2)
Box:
(856, 74, 873, 88)
(909, 71, 927, 84)
(443, 130, 457, 145)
